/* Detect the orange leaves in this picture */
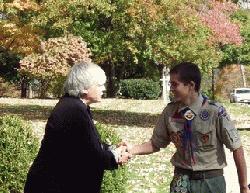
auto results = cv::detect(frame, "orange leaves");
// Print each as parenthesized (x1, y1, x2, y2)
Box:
(19, 35, 92, 79)
(0, 22, 41, 55)
(1, 0, 41, 55)
(5, 0, 40, 11)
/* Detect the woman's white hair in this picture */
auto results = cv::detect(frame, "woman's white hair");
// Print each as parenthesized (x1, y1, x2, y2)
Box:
(63, 61, 106, 97)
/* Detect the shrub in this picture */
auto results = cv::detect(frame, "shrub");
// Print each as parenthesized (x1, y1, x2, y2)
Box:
(0, 115, 39, 193)
(119, 79, 161, 99)
(96, 122, 128, 193)
(48, 76, 66, 98)
(0, 77, 19, 98)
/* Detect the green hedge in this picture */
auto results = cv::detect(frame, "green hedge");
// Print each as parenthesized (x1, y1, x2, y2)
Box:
(119, 79, 161, 99)
(0, 115, 39, 193)
(96, 122, 128, 193)
(0, 116, 127, 193)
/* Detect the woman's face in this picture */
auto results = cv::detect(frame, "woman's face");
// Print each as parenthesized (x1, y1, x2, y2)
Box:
(84, 83, 106, 104)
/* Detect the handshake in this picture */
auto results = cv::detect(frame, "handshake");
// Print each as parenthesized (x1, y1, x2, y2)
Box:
(113, 142, 133, 166)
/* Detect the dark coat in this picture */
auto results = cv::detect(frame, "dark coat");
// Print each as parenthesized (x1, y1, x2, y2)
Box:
(24, 95, 118, 193)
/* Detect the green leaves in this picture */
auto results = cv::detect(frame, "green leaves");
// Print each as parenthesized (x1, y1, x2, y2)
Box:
(96, 122, 128, 193)
(1, 0, 247, 97)
(30, 0, 223, 74)
(0, 115, 39, 193)
(221, 10, 250, 66)
(119, 79, 161, 99)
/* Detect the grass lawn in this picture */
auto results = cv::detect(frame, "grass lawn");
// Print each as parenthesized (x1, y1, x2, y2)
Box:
(0, 98, 250, 193)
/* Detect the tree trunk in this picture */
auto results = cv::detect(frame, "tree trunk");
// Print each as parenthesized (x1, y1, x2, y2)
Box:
(102, 60, 116, 98)
(20, 77, 28, 98)
(40, 79, 50, 98)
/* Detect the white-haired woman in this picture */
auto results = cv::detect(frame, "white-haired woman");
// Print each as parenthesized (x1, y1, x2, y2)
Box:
(24, 61, 130, 193)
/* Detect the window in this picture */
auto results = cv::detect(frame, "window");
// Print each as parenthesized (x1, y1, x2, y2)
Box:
(236, 89, 250, 94)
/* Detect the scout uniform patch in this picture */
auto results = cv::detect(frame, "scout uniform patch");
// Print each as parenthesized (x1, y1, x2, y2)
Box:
(199, 110, 210, 121)
(183, 110, 195, 121)
(218, 106, 227, 117)
(201, 133, 209, 144)
(170, 131, 182, 148)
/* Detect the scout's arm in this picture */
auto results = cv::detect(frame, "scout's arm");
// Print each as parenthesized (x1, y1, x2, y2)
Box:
(214, 103, 249, 193)
(129, 140, 160, 155)
(129, 107, 171, 155)
(233, 146, 250, 193)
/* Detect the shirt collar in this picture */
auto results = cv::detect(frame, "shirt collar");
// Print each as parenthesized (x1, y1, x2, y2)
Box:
(178, 93, 204, 115)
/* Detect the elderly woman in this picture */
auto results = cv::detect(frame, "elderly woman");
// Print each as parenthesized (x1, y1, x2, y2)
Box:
(24, 62, 130, 193)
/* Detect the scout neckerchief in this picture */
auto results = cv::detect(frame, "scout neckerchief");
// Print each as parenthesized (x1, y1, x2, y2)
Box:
(180, 95, 207, 164)
(180, 107, 196, 164)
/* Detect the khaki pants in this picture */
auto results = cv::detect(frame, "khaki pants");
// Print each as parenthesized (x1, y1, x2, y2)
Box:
(170, 174, 226, 193)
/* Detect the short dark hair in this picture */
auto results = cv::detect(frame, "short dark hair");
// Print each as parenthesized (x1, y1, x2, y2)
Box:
(170, 62, 201, 92)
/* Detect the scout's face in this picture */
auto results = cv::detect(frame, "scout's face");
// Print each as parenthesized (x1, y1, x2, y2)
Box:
(169, 73, 195, 103)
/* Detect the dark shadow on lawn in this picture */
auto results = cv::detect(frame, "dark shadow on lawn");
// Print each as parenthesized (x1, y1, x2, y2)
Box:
(0, 104, 53, 120)
(92, 109, 159, 127)
(0, 104, 160, 127)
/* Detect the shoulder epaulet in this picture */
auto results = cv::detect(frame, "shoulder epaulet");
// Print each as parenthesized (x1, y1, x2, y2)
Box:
(167, 100, 180, 107)
(208, 100, 222, 107)
(165, 100, 179, 111)
(208, 100, 228, 117)
(167, 101, 175, 105)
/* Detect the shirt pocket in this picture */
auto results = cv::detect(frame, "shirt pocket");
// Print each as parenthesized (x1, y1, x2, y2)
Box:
(194, 120, 216, 152)
(168, 118, 184, 133)
(168, 119, 184, 148)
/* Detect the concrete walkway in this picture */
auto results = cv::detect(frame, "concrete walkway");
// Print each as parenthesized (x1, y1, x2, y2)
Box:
(224, 147, 250, 193)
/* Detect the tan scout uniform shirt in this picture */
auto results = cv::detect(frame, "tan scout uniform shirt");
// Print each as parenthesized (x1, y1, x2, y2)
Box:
(151, 94, 242, 171)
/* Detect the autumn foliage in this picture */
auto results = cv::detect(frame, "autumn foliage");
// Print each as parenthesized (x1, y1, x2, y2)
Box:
(0, 0, 41, 55)
(215, 64, 250, 99)
(199, 0, 243, 45)
(19, 35, 92, 79)
(1, 0, 246, 98)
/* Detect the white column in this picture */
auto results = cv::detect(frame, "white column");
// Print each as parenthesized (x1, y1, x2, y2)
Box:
(240, 64, 247, 87)
(28, 83, 33, 99)
(161, 66, 170, 105)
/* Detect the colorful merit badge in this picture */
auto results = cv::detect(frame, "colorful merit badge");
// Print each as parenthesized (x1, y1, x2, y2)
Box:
(183, 109, 195, 120)
(199, 110, 210, 121)
(201, 133, 209, 144)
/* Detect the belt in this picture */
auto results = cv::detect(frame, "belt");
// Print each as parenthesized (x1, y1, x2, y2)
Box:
(174, 167, 223, 180)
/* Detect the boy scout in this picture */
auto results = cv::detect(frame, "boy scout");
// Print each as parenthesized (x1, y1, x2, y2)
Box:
(128, 62, 250, 193)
